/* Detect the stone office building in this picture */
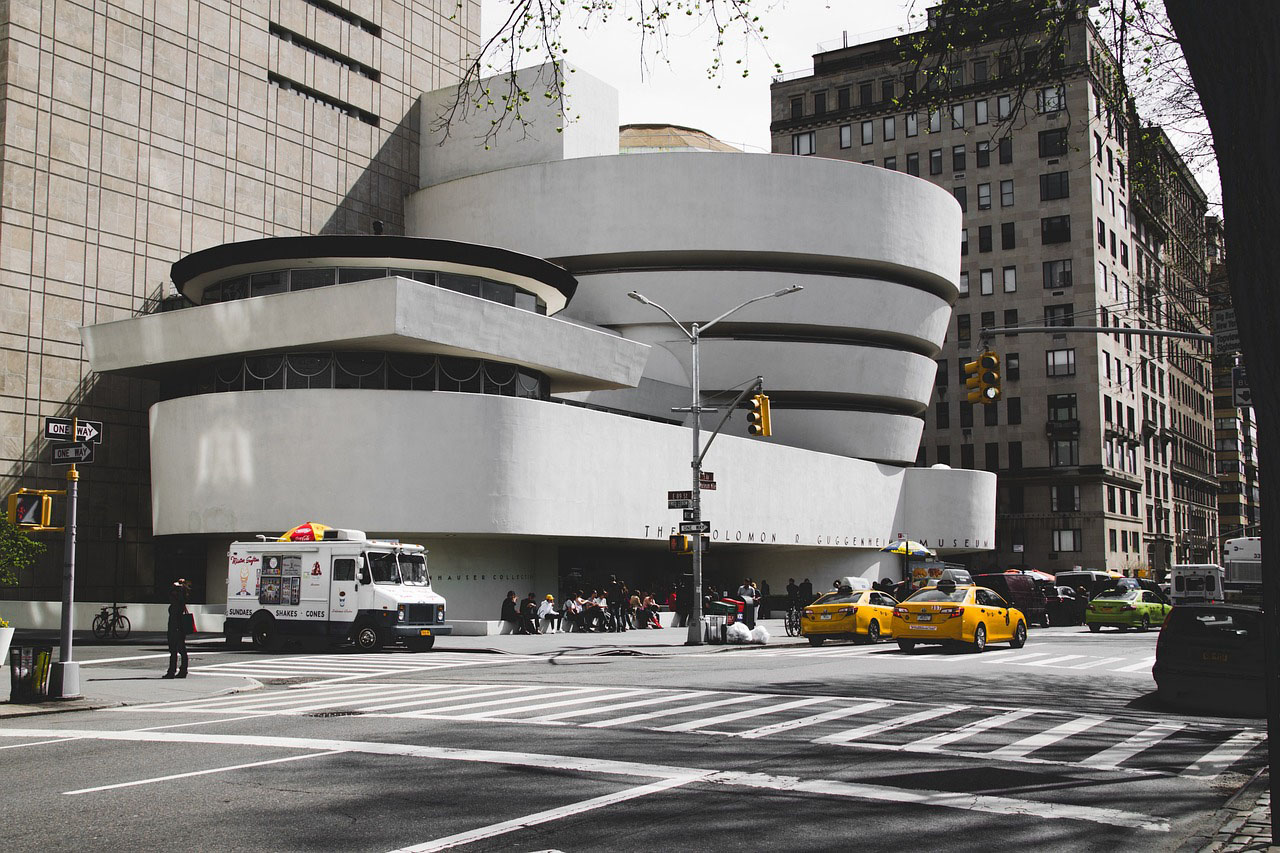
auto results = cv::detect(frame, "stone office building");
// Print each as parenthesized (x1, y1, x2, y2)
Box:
(769, 1, 1216, 575)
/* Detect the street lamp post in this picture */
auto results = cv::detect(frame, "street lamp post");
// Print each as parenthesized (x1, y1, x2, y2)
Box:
(628, 286, 802, 645)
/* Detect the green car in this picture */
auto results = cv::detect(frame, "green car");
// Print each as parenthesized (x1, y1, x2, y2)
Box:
(1086, 588, 1172, 632)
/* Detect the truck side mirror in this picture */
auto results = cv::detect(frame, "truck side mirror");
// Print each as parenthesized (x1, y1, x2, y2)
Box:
(358, 569, 370, 585)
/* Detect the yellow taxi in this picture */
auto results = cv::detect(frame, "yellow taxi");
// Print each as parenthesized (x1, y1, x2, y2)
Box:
(892, 580, 1028, 653)
(801, 583, 897, 646)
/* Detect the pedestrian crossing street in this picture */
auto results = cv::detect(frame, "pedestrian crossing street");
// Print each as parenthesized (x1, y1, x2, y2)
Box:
(748, 642, 1158, 674)
(121, 677, 1264, 780)
(190, 651, 539, 685)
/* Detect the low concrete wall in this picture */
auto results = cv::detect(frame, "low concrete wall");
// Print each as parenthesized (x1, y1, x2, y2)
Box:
(2, 601, 226, 634)
(451, 610, 679, 636)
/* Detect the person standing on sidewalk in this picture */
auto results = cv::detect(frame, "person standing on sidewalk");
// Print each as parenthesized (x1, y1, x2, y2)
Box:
(163, 579, 191, 679)
(606, 575, 627, 632)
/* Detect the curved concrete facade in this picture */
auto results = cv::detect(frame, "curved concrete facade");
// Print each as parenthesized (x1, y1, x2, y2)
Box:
(406, 152, 960, 463)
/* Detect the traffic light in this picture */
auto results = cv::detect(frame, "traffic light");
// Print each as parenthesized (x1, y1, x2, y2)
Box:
(964, 350, 1001, 404)
(8, 492, 51, 528)
(669, 534, 692, 554)
(747, 393, 772, 437)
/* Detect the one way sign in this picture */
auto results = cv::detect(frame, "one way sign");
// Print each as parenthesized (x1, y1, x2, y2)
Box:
(45, 417, 103, 443)
(51, 441, 94, 465)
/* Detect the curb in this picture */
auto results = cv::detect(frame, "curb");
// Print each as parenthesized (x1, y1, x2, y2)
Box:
(1176, 769, 1272, 853)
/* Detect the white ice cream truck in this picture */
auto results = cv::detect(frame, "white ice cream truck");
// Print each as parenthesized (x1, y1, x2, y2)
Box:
(224, 523, 451, 652)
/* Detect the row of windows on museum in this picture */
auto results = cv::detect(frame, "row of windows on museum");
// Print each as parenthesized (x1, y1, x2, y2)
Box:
(163, 352, 550, 399)
(198, 267, 548, 314)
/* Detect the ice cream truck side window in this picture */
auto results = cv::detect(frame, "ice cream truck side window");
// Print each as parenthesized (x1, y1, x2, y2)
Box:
(400, 554, 430, 586)
(366, 552, 401, 584)
(333, 559, 356, 582)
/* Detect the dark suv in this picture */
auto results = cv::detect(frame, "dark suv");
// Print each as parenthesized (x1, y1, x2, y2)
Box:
(972, 572, 1049, 627)
(1153, 604, 1265, 716)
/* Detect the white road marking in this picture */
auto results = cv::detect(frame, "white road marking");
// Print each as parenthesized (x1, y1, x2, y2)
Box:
(357, 685, 521, 712)
(524, 690, 713, 723)
(1081, 723, 1187, 770)
(986, 652, 1054, 666)
(1113, 657, 1157, 673)
(1181, 731, 1268, 777)
(906, 709, 1039, 751)
(988, 716, 1108, 759)
(1022, 655, 1087, 668)
(654, 696, 831, 732)
(388, 777, 700, 852)
(583, 693, 760, 728)
(734, 700, 893, 740)
(1067, 657, 1128, 670)
(79, 652, 226, 666)
(445, 688, 651, 721)
(816, 705, 967, 744)
(1, 727, 1169, 832)
(0, 737, 83, 751)
(63, 750, 344, 795)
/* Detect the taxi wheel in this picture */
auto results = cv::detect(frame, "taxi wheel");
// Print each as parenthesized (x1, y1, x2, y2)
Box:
(865, 620, 881, 643)
(808, 636, 826, 647)
(1010, 621, 1027, 649)
(1139, 615, 1151, 632)
(971, 624, 987, 653)
(897, 640, 916, 652)
(1088, 623, 1101, 633)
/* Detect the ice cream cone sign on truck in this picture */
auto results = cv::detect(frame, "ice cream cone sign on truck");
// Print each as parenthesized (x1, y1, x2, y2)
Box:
(224, 525, 450, 652)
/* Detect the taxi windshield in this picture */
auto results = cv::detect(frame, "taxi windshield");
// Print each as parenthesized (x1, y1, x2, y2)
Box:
(1095, 588, 1140, 601)
(908, 588, 968, 603)
(366, 552, 401, 584)
(400, 554, 430, 586)
(813, 591, 860, 605)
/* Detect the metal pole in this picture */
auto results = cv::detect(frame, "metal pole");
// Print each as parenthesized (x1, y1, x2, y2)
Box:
(687, 323, 705, 646)
(52, 418, 81, 699)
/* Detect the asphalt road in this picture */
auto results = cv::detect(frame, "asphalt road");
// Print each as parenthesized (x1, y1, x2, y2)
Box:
(1, 626, 1263, 852)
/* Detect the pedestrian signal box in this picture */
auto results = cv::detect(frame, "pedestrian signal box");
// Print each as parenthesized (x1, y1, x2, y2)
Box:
(8, 492, 52, 528)
(669, 534, 692, 554)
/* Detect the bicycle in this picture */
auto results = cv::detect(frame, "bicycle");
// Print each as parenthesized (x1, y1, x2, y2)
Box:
(784, 604, 802, 637)
(92, 604, 130, 640)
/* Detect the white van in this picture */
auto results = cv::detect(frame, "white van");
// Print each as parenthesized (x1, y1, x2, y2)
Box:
(224, 526, 451, 652)
(1170, 564, 1226, 606)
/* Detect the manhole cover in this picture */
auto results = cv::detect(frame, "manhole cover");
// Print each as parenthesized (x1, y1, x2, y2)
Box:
(305, 710, 365, 718)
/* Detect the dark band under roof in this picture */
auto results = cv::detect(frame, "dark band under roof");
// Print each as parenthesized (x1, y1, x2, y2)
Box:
(171, 235, 577, 301)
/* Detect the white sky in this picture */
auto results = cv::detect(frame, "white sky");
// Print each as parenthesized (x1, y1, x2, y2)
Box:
(478, 1, 915, 153)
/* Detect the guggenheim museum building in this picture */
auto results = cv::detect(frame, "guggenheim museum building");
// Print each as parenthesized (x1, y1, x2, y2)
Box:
(81, 65, 994, 623)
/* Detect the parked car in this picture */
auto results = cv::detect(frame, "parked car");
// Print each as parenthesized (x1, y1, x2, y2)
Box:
(1055, 570, 1119, 598)
(1153, 604, 1265, 716)
(1085, 588, 1172, 632)
(802, 588, 897, 646)
(1043, 585, 1081, 626)
(972, 572, 1049, 627)
(893, 580, 1028, 653)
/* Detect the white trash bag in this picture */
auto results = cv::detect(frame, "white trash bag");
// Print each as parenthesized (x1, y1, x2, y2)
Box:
(750, 625, 770, 645)
(726, 621, 752, 644)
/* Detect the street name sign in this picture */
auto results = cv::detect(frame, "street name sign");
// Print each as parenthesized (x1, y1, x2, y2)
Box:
(699, 471, 715, 482)
(699, 480, 717, 491)
(45, 417, 103, 443)
(680, 521, 710, 533)
(683, 509, 696, 521)
(668, 499, 692, 509)
(51, 441, 94, 465)
(667, 490, 693, 501)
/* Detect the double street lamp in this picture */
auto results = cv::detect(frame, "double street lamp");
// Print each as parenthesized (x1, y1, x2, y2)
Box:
(628, 285, 803, 645)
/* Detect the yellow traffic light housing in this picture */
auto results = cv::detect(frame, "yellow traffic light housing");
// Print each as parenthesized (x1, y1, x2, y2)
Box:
(964, 351, 1001, 404)
(747, 393, 772, 437)
(8, 492, 52, 528)
(669, 534, 692, 554)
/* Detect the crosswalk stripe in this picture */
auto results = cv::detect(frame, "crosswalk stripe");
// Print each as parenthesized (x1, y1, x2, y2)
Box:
(1066, 656, 1128, 670)
(181, 683, 423, 712)
(1181, 731, 1267, 777)
(525, 691, 713, 723)
(1081, 722, 1186, 769)
(583, 694, 760, 729)
(1113, 657, 1156, 673)
(446, 688, 651, 721)
(356, 685, 513, 712)
(734, 700, 893, 740)
(816, 705, 967, 745)
(906, 709, 1039, 750)
(986, 652, 1054, 665)
(1022, 655, 1087, 668)
(229, 684, 437, 713)
(405, 685, 587, 716)
(654, 697, 832, 733)
(988, 715, 1108, 759)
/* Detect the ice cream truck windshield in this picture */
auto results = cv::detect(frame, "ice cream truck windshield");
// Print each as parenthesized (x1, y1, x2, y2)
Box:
(400, 553, 430, 586)
(365, 552, 402, 584)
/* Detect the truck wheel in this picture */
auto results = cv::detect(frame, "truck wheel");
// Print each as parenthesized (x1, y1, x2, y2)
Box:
(407, 636, 435, 652)
(353, 623, 384, 652)
(251, 616, 282, 651)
